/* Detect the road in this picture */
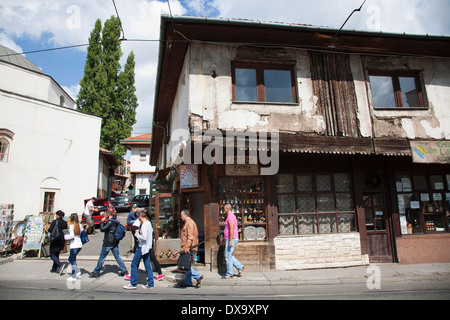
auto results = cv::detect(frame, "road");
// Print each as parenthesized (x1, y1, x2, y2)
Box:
(1, 277, 449, 300)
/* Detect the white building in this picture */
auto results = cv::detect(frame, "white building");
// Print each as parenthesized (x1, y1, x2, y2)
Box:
(120, 133, 156, 196)
(0, 45, 102, 220)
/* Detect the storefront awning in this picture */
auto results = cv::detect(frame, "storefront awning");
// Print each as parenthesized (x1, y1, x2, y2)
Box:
(278, 135, 412, 157)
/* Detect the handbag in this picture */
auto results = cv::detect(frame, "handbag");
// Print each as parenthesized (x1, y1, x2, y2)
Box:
(177, 241, 204, 271)
(80, 229, 89, 244)
(177, 252, 192, 271)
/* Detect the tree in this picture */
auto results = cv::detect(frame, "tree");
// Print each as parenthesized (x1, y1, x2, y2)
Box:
(77, 16, 137, 160)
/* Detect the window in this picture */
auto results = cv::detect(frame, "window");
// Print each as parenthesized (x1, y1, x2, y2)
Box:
(43, 192, 55, 213)
(232, 62, 297, 103)
(369, 71, 425, 108)
(0, 138, 10, 162)
(276, 173, 355, 235)
(396, 174, 450, 234)
(140, 150, 147, 161)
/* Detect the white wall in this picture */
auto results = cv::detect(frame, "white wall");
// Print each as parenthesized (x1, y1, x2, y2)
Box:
(0, 89, 101, 220)
(0, 63, 75, 109)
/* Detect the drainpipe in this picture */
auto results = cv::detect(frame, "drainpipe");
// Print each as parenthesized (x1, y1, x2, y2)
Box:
(360, 55, 377, 155)
(153, 121, 167, 168)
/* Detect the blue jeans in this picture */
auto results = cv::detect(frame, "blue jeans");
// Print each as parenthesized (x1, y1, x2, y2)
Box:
(93, 246, 127, 274)
(185, 252, 202, 286)
(68, 248, 81, 275)
(225, 239, 243, 277)
(130, 247, 154, 287)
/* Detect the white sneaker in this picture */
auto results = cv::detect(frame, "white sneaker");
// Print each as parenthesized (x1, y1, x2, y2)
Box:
(142, 284, 154, 289)
(123, 284, 137, 290)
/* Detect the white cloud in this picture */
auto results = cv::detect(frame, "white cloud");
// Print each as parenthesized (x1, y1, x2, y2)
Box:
(62, 84, 80, 102)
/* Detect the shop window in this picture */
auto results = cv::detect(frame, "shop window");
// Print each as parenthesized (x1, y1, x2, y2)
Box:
(395, 174, 449, 234)
(219, 177, 267, 241)
(275, 173, 355, 235)
(368, 71, 425, 109)
(232, 62, 297, 103)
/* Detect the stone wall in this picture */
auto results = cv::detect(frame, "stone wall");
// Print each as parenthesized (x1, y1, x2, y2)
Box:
(274, 233, 368, 270)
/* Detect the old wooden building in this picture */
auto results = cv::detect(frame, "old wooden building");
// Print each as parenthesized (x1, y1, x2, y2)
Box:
(150, 15, 450, 271)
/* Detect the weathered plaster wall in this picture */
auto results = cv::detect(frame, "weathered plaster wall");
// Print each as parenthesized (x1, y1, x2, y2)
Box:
(187, 43, 326, 134)
(364, 56, 450, 140)
(184, 43, 449, 141)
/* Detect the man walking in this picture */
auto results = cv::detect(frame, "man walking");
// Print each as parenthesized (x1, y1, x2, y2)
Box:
(124, 210, 154, 289)
(89, 211, 128, 278)
(178, 209, 203, 288)
(223, 204, 244, 279)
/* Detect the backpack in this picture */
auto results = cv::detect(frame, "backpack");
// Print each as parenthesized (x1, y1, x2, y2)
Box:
(114, 221, 127, 241)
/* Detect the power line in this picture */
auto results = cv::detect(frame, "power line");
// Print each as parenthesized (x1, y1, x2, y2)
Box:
(112, 0, 126, 40)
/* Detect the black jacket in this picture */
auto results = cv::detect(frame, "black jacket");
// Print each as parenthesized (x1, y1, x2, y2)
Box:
(48, 217, 67, 252)
(100, 218, 119, 247)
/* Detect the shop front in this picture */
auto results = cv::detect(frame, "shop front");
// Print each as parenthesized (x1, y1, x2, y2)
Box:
(151, 145, 449, 271)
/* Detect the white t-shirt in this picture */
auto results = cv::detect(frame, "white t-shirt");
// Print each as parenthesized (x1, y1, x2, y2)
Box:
(135, 220, 153, 255)
(85, 200, 94, 216)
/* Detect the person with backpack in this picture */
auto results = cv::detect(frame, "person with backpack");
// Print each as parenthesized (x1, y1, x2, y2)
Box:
(88, 210, 128, 278)
(46, 210, 68, 274)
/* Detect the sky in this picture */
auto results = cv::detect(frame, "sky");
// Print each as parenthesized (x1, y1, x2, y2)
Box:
(1, 0, 449, 136)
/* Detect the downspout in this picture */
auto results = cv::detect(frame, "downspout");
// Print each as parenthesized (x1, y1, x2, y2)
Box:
(153, 121, 167, 168)
(360, 55, 377, 155)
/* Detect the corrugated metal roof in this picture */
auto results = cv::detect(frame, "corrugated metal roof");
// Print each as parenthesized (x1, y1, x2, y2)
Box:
(0, 44, 43, 73)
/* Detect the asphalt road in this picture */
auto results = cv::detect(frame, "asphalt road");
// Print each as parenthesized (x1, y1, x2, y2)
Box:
(1, 276, 449, 300)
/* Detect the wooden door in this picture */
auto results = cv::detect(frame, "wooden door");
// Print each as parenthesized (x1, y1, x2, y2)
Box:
(363, 192, 393, 263)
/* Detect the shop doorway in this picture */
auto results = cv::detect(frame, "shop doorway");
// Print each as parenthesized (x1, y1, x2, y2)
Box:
(363, 191, 393, 262)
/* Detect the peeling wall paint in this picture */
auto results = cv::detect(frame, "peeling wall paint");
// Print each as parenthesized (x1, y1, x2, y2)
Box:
(168, 42, 449, 145)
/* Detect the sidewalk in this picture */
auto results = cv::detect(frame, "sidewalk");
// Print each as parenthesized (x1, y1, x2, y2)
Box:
(1, 253, 449, 288)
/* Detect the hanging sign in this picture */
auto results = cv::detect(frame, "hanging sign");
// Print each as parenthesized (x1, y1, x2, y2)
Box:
(180, 164, 200, 189)
(410, 141, 450, 164)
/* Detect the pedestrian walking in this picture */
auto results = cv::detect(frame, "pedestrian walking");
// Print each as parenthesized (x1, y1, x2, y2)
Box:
(89, 210, 128, 278)
(46, 210, 67, 274)
(127, 204, 139, 253)
(176, 209, 203, 288)
(223, 204, 244, 279)
(64, 213, 83, 279)
(125, 210, 164, 282)
(123, 210, 154, 290)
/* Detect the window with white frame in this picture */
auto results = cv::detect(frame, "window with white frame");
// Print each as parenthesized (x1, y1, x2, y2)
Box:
(0, 138, 10, 162)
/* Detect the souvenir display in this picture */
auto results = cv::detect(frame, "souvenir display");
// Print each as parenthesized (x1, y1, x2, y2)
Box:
(0, 204, 14, 256)
(219, 177, 267, 241)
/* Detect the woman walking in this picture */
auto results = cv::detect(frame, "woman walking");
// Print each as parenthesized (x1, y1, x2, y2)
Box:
(64, 213, 83, 280)
(47, 210, 67, 274)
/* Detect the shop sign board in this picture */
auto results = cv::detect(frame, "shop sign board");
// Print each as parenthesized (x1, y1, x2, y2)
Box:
(225, 155, 259, 176)
(410, 141, 450, 164)
(180, 164, 199, 189)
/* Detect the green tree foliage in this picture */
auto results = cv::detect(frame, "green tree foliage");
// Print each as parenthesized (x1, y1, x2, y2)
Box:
(77, 16, 137, 160)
